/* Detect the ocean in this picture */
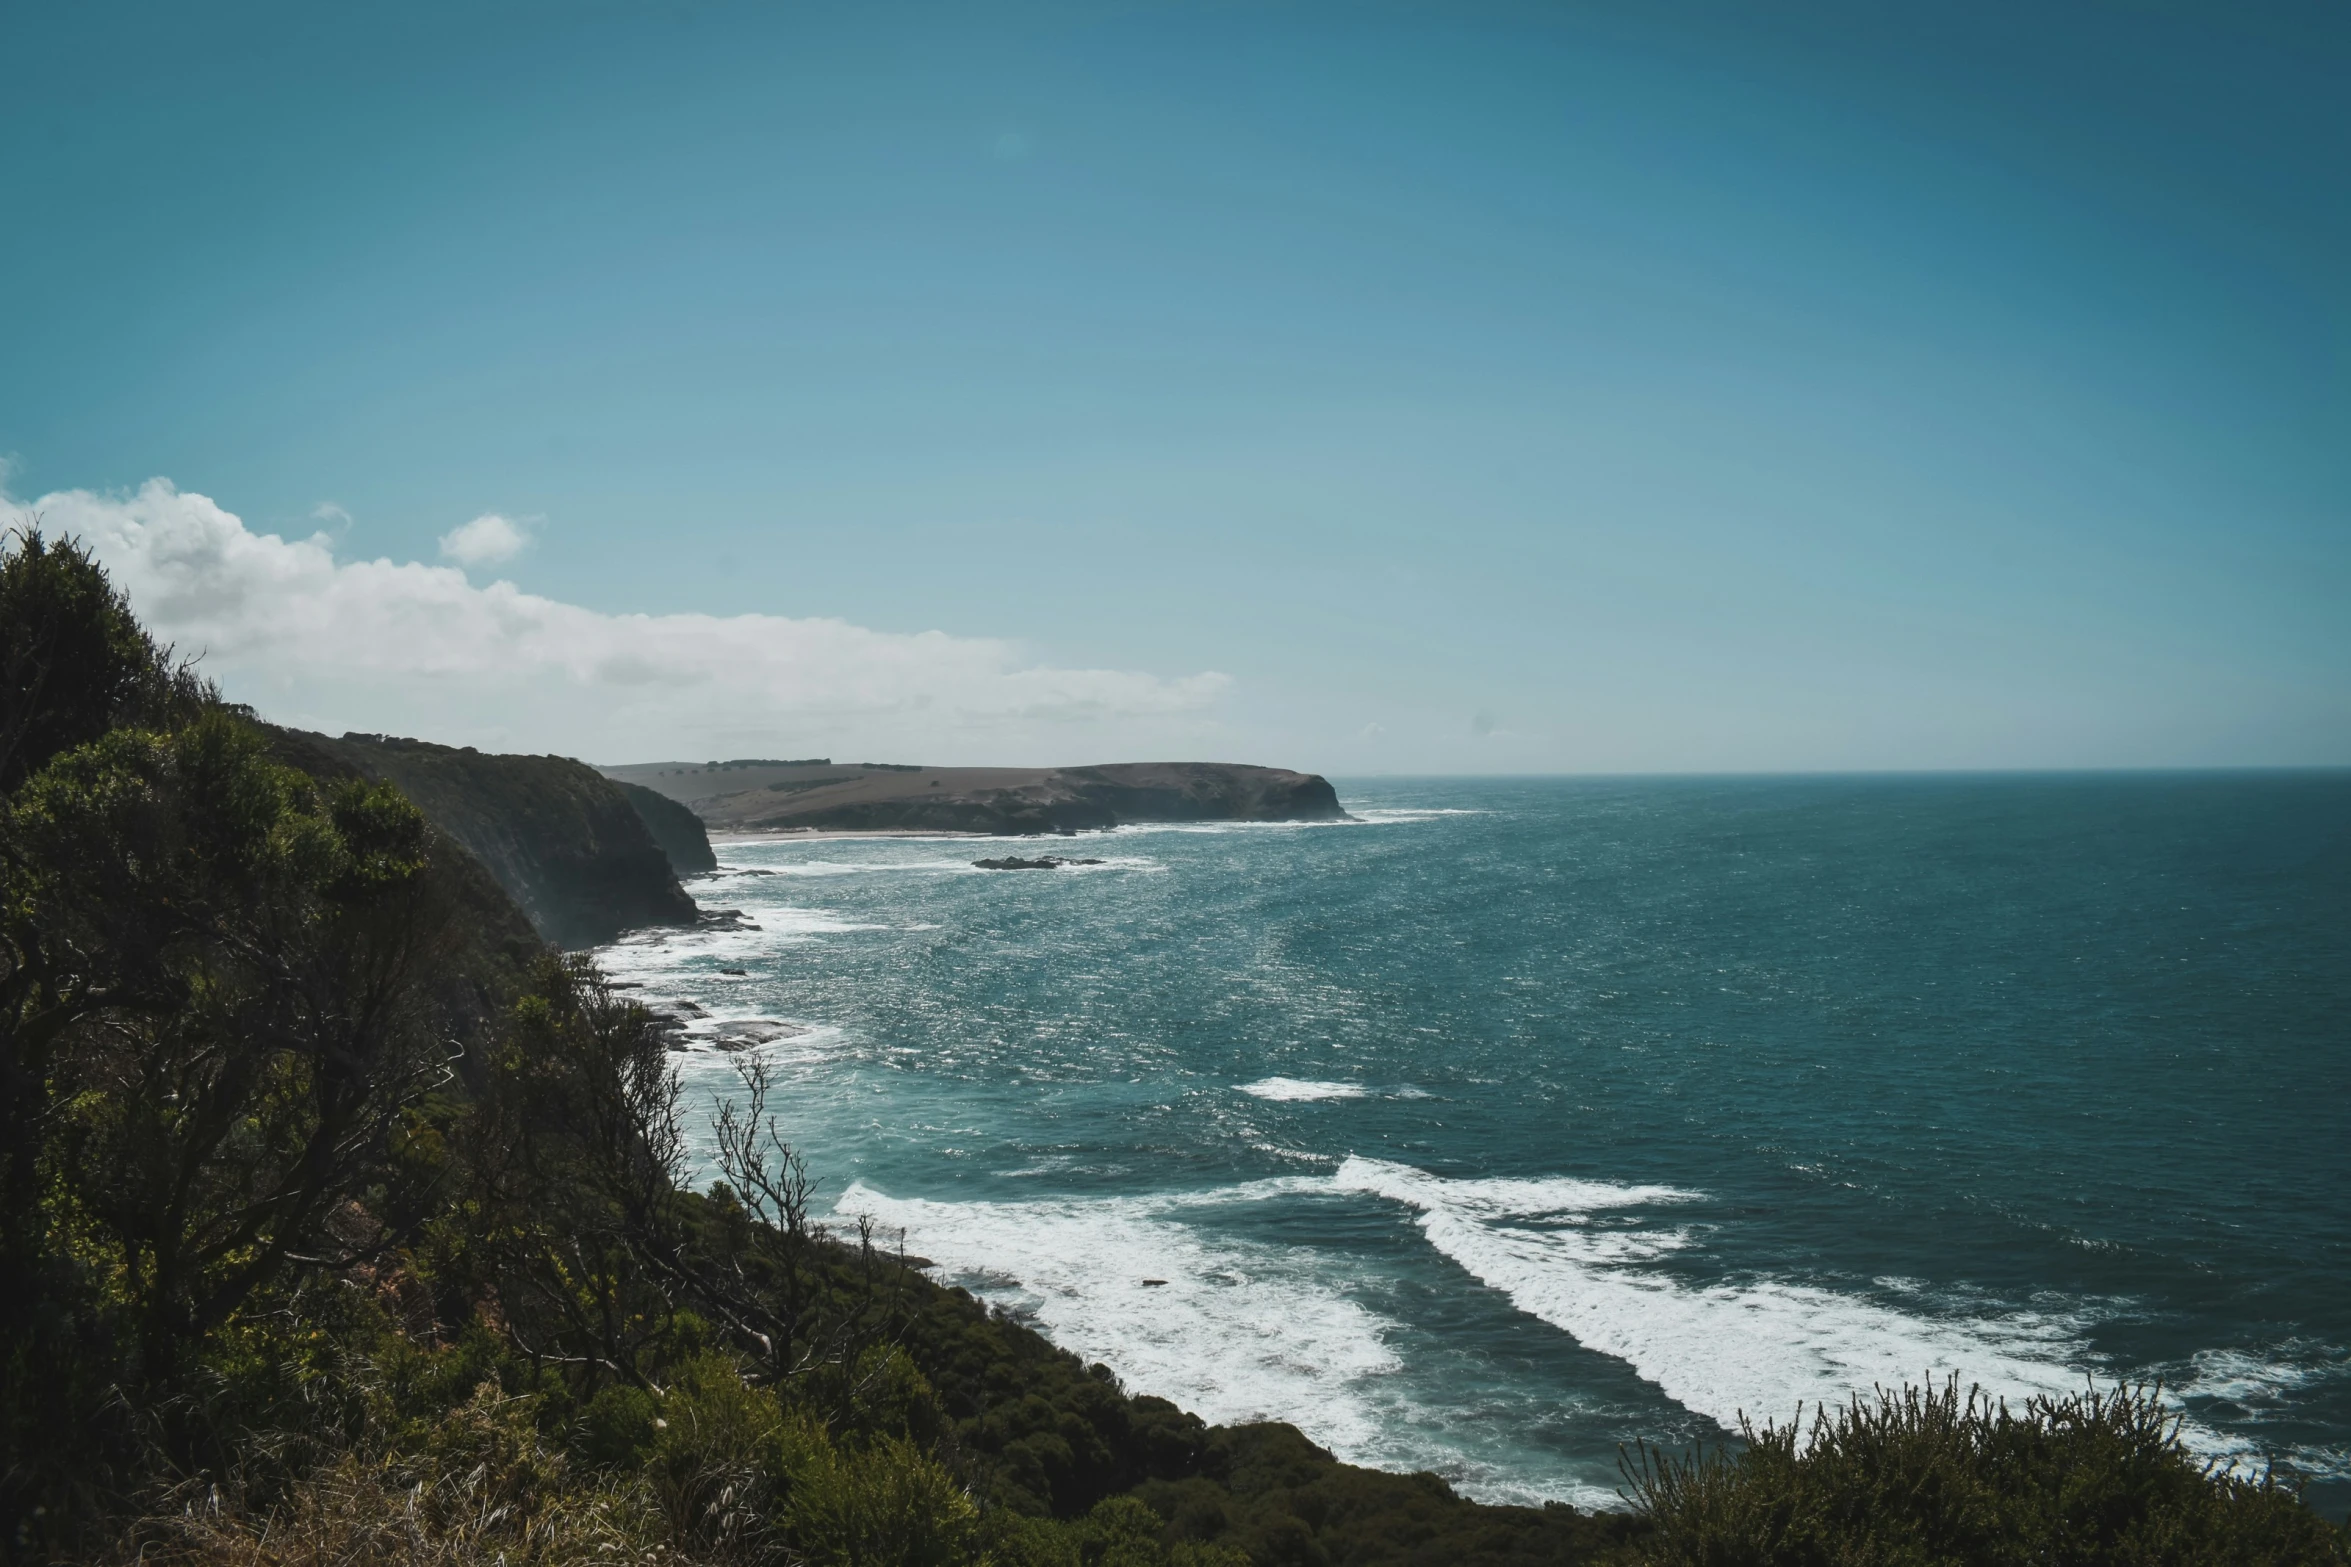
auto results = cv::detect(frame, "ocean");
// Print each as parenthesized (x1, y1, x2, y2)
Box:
(596, 773, 2351, 1514)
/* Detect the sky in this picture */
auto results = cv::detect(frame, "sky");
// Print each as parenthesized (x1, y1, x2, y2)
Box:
(4, 0, 2345, 772)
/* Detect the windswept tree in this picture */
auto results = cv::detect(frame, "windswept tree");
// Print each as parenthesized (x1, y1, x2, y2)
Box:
(9, 717, 462, 1383)
(0, 530, 471, 1524)
(0, 525, 206, 795)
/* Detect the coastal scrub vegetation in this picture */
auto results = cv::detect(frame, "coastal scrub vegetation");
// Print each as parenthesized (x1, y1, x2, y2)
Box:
(1625, 1379, 2344, 1566)
(1, 526, 2343, 1565)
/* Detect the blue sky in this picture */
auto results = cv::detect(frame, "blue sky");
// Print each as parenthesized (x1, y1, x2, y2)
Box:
(5, 0, 2345, 770)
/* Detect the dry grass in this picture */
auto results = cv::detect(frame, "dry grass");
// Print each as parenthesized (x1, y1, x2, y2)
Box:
(112, 1386, 685, 1567)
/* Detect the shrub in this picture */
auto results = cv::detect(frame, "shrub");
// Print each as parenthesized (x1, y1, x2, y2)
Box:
(643, 1355, 817, 1559)
(786, 1432, 979, 1566)
(1623, 1377, 2350, 1566)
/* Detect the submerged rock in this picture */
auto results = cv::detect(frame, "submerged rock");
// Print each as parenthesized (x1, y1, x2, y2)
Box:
(711, 1020, 809, 1051)
(973, 855, 1108, 871)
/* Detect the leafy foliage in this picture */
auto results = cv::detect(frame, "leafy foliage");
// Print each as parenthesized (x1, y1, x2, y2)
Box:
(1623, 1378, 2348, 1566)
(0, 527, 209, 794)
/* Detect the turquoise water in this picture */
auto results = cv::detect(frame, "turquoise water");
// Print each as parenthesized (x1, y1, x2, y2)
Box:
(598, 775, 2351, 1514)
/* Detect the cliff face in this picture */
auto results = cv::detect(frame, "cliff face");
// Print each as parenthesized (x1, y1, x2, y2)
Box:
(1061, 762, 1345, 825)
(293, 732, 700, 947)
(604, 759, 1348, 836)
(263, 728, 548, 1052)
(614, 779, 719, 875)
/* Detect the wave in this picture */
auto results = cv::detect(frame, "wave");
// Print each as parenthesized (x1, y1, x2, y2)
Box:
(1333, 1156, 2090, 1438)
(1099, 819, 1357, 839)
(2176, 1344, 2344, 1410)
(603, 907, 884, 964)
(2165, 1343, 2351, 1479)
(834, 1176, 1628, 1508)
(719, 857, 984, 877)
(1238, 1078, 1368, 1102)
(824, 1155, 2335, 1507)
(835, 1182, 1404, 1456)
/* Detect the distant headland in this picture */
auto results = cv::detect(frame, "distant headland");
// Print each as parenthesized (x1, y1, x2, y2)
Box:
(601, 757, 1351, 837)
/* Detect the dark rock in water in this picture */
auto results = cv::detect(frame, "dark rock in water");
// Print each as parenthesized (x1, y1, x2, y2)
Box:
(717, 967, 749, 976)
(974, 855, 1108, 871)
(711, 1020, 809, 1051)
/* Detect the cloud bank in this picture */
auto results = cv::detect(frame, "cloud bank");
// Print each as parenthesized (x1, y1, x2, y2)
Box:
(23, 480, 1230, 763)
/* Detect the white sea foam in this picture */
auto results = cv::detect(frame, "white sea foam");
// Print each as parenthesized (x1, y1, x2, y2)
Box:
(2178, 1346, 2334, 1408)
(1100, 818, 1355, 839)
(2160, 1344, 2351, 1478)
(1333, 1156, 2091, 1438)
(736, 857, 979, 878)
(835, 1182, 1404, 1457)
(1238, 1078, 1368, 1102)
(821, 1156, 2322, 1506)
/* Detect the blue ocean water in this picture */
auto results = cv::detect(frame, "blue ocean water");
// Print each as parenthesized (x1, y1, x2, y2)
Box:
(598, 774, 2351, 1514)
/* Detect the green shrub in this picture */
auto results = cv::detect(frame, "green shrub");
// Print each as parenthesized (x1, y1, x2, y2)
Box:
(1624, 1378, 2349, 1566)
(643, 1354, 819, 1558)
(580, 1383, 663, 1470)
(785, 1431, 978, 1566)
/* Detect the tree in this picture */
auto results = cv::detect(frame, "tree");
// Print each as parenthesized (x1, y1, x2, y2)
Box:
(1, 711, 465, 1486)
(0, 526, 204, 796)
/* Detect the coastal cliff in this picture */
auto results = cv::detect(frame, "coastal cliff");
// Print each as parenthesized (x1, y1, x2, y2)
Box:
(290, 731, 703, 947)
(613, 777, 721, 874)
(603, 758, 1348, 835)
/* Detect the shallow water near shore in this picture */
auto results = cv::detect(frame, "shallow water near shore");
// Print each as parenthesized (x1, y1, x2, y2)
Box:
(598, 774, 2351, 1513)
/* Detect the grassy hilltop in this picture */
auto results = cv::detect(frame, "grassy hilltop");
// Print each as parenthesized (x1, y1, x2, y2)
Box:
(2, 528, 2343, 1566)
(602, 759, 1348, 837)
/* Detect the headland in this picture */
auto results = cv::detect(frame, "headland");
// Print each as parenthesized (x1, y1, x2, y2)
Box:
(602, 757, 1350, 836)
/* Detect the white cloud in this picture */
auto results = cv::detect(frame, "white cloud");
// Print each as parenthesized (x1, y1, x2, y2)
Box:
(439, 511, 529, 567)
(25, 479, 1231, 763)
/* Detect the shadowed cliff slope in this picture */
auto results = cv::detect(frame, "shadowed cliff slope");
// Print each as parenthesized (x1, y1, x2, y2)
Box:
(292, 731, 701, 947)
(605, 758, 1348, 835)
(614, 777, 720, 874)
